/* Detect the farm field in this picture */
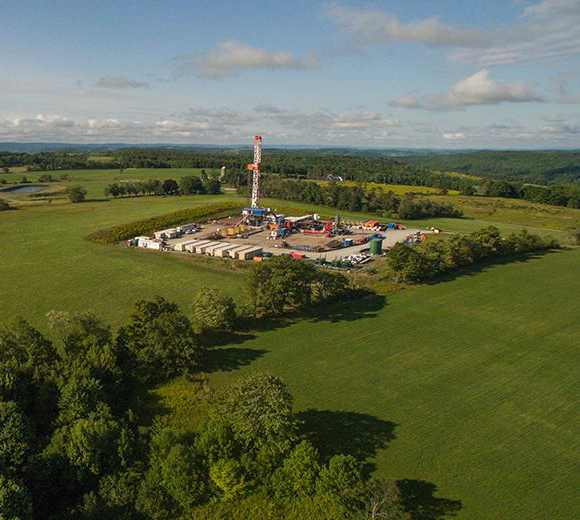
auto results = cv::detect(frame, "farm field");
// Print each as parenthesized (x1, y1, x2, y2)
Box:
(317, 179, 461, 195)
(208, 247, 580, 519)
(1, 188, 580, 518)
(0, 167, 213, 199)
(0, 194, 244, 329)
(429, 194, 580, 231)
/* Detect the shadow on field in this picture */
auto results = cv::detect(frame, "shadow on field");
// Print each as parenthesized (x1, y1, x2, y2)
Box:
(201, 329, 266, 374)
(203, 346, 267, 373)
(309, 292, 387, 324)
(425, 249, 560, 285)
(296, 409, 396, 473)
(397, 479, 462, 520)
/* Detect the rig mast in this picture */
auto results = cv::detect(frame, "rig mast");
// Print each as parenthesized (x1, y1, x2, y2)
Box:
(247, 135, 262, 208)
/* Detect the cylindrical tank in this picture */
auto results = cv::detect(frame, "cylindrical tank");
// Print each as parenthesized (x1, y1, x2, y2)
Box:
(370, 238, 383, 255)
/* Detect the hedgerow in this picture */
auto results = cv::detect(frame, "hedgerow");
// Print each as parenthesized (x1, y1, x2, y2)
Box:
(87, 201, 244, 244)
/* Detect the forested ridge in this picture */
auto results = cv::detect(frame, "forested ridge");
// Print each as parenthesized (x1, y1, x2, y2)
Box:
(400, 151, 580, 184)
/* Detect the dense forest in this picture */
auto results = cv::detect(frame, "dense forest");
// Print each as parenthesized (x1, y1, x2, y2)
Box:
(400, 151, 580, 185)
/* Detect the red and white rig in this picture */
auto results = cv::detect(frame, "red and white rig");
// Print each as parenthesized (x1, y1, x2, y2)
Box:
(242, 135, 270, 222)
(247, 135, 262, 208)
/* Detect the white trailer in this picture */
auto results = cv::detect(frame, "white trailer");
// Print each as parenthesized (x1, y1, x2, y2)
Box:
(136, 236, 150, 248)
(230, 245, 258, 259)
(154, 228, 180, 240)
(140, 239, 163, 250)
(186, 240, 211, 253)
(196, 241, 221, 254)
(220, 244, 249, 258)
(214, 243, 241, 257)
(174, 239, 201, 252)
(238, 247, 263, 260)
(206, 242, 232, 256)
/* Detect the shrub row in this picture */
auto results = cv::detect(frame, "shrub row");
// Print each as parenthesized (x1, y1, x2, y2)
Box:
(87, 201, 244, 244)
(388, 226, 558, 283)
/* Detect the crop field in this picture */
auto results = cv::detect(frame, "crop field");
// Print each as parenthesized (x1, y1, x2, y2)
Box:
(317, 180, 460, 195)
(1, 184, 579, 519)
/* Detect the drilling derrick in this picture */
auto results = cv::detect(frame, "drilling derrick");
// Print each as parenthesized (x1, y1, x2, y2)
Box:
(247, 135, 262, 208)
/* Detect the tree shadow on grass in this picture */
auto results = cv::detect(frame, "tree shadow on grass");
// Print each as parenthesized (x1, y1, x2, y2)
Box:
(308, 291, 387, 324)
(296, 409, 396, 474)
(203, 345, 267, 373)
(425, 249, 561, 286)
(397, 479, 462, 520)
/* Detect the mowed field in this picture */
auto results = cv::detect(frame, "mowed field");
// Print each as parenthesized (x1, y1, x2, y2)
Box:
(0, 194, 244, 329)
(1, 176, 580, 518)
(209, 248, 580, 519)
(0, 167, 214, 199)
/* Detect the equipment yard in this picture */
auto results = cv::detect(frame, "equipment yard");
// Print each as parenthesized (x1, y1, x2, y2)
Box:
(133, 213, 431, 266)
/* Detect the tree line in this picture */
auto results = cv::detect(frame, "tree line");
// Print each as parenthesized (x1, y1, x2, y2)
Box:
(387, 226, 558, 283)
(105, 173, 221, 199)
(0, 258, 417, 519)
(251, 177, 463, 220)
(6, 148, 580, 210)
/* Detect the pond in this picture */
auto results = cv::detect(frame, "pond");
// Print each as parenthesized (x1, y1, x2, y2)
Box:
(0, 184, 50, 194)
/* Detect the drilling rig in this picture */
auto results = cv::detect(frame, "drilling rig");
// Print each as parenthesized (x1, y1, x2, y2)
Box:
(242, 135, 270, 223)
(248, 135, 262, 208)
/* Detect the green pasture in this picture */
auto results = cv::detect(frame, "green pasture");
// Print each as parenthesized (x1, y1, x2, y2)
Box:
(0, 194, 244, 329)
(0, 167, 214, 198)
(208, 247, 580, 519)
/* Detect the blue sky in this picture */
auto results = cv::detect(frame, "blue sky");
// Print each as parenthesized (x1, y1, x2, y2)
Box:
(1, 0, 579, 148)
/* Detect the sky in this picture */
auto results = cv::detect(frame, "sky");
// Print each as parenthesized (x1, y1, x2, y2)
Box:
(1, 0, 579, 148)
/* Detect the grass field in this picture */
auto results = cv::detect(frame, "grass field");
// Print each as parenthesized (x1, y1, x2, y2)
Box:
(0, 167, 214, 199)
(0, 194, 244, 329)
(208, 248, 580, 519)
(1, 178, 580, 518)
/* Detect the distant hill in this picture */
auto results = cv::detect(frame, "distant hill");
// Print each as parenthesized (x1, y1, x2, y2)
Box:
(400, 150, 580, 184)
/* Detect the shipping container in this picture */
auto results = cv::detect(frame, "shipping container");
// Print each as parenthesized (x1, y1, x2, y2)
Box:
(238, 247, 263, 260)
(174, 239, 201, 252)
(214, 243, 242, 257)
(205, 242, 232, 255)
(196, 241, 221, 254)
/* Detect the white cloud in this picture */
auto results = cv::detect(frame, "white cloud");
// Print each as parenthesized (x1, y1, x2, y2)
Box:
(326, 4, 486, 47)
(327, 1, 580, 66)
(542, 113, 568, 122)
(177, 40, 318, 78)
(443, 132, 466, 141)
(390, 70, 543, 111)
(450, 0, 580, 65)
(94, 76, 149, 89)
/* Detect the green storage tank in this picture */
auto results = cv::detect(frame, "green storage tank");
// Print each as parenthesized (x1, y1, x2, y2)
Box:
(370, 238, 383, 255)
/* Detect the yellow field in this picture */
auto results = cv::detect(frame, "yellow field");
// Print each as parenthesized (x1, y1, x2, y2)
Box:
(318, 180, 460, 195)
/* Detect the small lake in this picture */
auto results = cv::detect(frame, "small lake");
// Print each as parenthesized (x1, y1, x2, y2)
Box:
(0, 184, 49, 194)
